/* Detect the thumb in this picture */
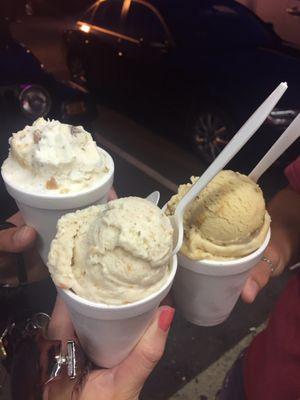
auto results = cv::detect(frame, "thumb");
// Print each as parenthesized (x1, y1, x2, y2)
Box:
(114, 306, 175, 397)
(241, 261, 272, 303)
(0, 225, 36, 253)
(108, 187, 118, 201)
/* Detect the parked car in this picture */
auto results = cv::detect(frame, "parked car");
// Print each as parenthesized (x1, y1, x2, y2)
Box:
(0, 21, 96, 134)
(25, 0, 93, 17)
(63, 0, 300, 163)
(237, 0, 300, 50)
(0, 21, 97, 218)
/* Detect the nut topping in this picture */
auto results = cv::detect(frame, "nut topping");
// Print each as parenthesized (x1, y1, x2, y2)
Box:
(46, 177, 58, 190)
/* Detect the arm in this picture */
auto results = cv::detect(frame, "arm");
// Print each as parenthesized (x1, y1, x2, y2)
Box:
(242, 185, 300, 303)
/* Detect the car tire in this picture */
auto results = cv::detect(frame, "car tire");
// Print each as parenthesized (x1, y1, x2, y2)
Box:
(186, 102, 236, 164)
(68, 55, 88, 86)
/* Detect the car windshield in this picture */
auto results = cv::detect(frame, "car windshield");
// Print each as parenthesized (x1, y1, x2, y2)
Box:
(165, 2, 276, 49)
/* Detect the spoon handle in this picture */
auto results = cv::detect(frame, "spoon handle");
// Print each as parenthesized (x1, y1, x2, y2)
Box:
(249, 113, 300, 182)
(146, 191, 160, 205)
(176, 82, 288, 214)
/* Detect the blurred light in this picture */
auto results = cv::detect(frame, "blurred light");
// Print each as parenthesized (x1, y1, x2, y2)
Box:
(79, 23, 91, 33)
(122, 0, 131, 16)
(267, 108, 299, 127)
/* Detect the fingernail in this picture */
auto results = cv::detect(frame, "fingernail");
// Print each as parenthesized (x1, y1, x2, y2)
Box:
(13, 226, 32, 244)
(248, 279, 259, 301)
(158, 307, 175, 332)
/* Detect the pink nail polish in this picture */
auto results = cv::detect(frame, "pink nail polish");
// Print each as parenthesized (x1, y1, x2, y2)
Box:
(158, 307, 175, 332)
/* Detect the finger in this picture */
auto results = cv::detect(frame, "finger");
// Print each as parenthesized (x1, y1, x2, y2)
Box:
(241, 261, 272, 303)
(44, 297, 78, 400)
(115, 306, 175, 395)
(0, 226, 36, 253)
(108, 187, 118, 201)
(47, 296, 76, 344)
(7, 212, 25, 227)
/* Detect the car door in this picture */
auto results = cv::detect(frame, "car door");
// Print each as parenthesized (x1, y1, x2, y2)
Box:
(238, 0, 300, 49)
(84, 0, 124, 96)
(262, 0, 300, 48)
(118, 1, 172, 110)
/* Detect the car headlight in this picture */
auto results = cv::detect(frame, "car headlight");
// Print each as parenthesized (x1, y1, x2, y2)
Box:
(267, 108, 299, 127)
(19, 85, 51, 118)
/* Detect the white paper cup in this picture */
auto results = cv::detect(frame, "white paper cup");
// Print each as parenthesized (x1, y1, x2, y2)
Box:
(58, 255, 177, 368)
(173, 229, 270, 326)
(1, 148, 114, 264)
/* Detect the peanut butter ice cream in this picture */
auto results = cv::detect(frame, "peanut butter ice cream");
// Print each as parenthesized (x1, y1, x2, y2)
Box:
(166, 170, 270, 260)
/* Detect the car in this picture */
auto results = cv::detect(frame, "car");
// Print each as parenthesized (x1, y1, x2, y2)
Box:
(25, 0, 93, 17)
(63, 0, 300, 164)
(0, 20, 97, 218)
(237, 0, 300, 50)
(0, 20, 96, 136)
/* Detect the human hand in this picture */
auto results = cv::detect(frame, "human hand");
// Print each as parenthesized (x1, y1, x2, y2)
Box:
(242, 185, 300, 303)
(241, 243, 284, 303)
(44, 297, 175, 400)
(0, 212, 48, 285)
(108, 187, 118, 201)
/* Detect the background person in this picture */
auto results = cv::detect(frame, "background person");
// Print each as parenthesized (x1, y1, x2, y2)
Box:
(219, 156, 300, 399)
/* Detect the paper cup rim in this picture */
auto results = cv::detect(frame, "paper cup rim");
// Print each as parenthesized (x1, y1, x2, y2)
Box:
(178, 228, 270, 274)
(1, 147, 114, 200)
(60, 255, 178, 311)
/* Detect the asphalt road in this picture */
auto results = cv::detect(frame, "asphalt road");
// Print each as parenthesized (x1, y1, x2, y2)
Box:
(4, 15, 295, 400)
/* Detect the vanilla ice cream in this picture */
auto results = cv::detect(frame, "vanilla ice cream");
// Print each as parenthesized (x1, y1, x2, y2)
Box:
(166, 170, 270, 260)
(48, 197, 174, 305)
(1, 118, 110, 194)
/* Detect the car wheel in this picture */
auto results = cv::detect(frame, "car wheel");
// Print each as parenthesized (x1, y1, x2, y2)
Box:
(69, 56, 87, 85)
(187, 104, 235, 164)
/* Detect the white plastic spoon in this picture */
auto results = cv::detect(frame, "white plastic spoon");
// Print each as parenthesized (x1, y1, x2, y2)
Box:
(170, 82, 288, 254)
(249, 113, 300, 182)
(146, 191, 160, 205)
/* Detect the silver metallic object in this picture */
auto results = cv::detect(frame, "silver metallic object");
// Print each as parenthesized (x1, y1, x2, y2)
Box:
(46, 340, 78, 384)
(0, 312, 84, 387)
(262, 255, 276, 274)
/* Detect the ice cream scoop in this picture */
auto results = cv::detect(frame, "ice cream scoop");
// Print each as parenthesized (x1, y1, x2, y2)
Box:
(166, 171, 270, 260)
(1, 117, 110, 194)
(48, 197, 174, 305)
(167, 82, 286, 255)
